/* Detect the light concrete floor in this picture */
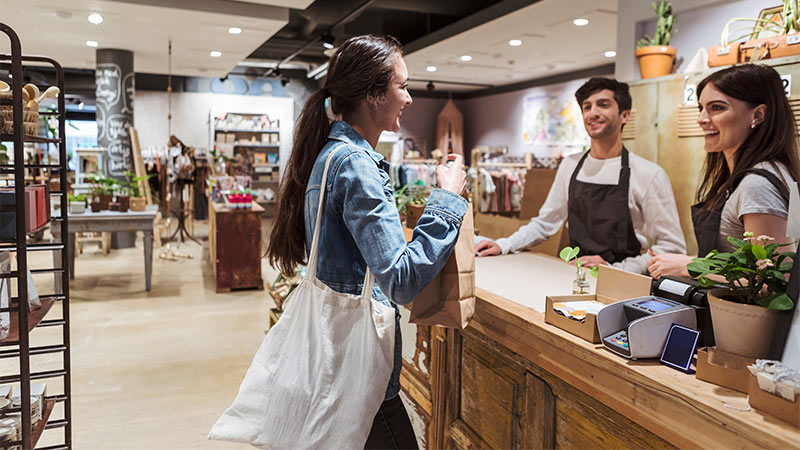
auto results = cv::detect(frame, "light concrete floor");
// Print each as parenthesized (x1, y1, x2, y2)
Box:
(19, 220, 279, 449)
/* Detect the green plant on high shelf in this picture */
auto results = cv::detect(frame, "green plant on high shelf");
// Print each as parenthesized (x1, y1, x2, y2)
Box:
(636, 1, 676, 48)
(559, 246, 599, 295)
(687, 232, 796, 358)
(720, 0, 800, 47)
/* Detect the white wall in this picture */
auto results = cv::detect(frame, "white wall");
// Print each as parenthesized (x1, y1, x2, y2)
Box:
(134, 91, 294, 173)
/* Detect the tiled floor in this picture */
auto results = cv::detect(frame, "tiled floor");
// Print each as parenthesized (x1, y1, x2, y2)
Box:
(17, 220, 279, 449)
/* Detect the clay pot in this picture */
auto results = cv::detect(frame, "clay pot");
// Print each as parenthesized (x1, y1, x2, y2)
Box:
(108, 202, 120, 212)
(707, 288, 780, 359)
(635, 45, 676, 79)
(117, 195, 129, 213)
(405, 204, 425, 229)
(96, 194, 112, 210)
(90, 202, 102, 213)
(129, 197, 147, 211)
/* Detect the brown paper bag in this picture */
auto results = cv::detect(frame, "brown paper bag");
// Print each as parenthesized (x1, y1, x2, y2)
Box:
(410, 203, 475, 329)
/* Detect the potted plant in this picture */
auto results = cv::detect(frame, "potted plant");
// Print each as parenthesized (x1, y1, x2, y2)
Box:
(67, 193, 87, 214)
(635, 1, 677, 79)
(124, 171, 151, 212)
(87, 174, 112, 212)
(116, 185, 130, 213)
(710, 1, 800, 66)
(687, 232, 796, 358)
(559, 246, 599, 294)
(395, 183, 428, 228)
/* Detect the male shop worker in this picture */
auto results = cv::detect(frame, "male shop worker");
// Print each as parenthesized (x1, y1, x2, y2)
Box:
(475, 78, 686, 274)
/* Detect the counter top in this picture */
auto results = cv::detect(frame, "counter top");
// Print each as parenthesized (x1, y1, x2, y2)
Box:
(472, 254, 799, 448)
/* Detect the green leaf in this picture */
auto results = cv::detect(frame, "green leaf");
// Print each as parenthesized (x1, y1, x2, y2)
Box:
(727, 236, 746, 248)
(569, 246, 580, 261)
(559, 247, 573, 262)
(590, 266, 599, 278)
(757, 293, 794, 311)
(751, 244, 767, 260)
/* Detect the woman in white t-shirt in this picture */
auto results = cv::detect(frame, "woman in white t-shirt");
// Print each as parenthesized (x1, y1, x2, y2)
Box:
(649, 64, 800, 278)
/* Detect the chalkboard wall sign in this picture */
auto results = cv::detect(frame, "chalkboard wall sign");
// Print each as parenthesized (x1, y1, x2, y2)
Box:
(96, 49, 135, 179)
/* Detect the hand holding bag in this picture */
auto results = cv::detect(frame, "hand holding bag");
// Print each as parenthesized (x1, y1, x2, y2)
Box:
(409, 203, 475, 329)
(209, 146, 396, 449)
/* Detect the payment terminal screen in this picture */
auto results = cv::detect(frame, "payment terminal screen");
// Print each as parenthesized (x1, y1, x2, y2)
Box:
(638, 299, 671, 312)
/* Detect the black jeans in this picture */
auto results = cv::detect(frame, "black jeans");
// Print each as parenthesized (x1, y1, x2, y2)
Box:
(364, 394, 419, 450)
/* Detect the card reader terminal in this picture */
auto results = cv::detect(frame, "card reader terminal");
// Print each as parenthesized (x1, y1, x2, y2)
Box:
(598, 296, 696, 358)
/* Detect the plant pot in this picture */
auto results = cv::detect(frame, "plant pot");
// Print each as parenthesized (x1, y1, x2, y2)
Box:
(117, 195, 129, 213)
(90, 202, 102, 213)
(108, 202, 120, 212)
(96, 194, 112, 210)
(69, 202, 85, 215)
(406, 204, 426, 228)
(635, 45, 676, 79)
(709, 33, 800, 67)
(707, 288, 780, 359)
(129, 197, 147, 212)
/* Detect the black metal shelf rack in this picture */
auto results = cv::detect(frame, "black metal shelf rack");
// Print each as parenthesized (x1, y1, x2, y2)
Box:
(0, 22, 72, 450)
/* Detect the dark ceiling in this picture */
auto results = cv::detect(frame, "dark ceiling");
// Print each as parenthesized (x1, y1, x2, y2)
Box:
(247, 0, 503, 66)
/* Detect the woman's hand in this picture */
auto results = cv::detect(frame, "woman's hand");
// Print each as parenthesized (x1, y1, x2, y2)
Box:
(647, 249, 692, 279)
(436, 154, 467, 196)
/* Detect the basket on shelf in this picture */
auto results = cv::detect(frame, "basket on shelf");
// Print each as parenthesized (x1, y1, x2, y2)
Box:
(0, 91, 39, 136)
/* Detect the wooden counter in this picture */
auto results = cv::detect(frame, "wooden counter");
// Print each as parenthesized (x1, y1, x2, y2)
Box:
(399, 253, 799, 449)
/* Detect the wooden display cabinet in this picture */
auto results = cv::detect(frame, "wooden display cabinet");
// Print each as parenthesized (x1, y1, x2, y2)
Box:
(209, 201, 264, 292)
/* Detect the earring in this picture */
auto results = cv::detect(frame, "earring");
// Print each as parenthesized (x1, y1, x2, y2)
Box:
(751, 121, 757, 129)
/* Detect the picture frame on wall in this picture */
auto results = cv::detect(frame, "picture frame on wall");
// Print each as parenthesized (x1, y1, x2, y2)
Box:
(750, 6, 784, 41)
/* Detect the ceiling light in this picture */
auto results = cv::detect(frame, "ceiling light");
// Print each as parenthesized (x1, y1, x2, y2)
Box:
(573, 18, 589, 26)
(86, 40, 99, 48)
(604, 50, 616, 58)
(321, 32, 335, 50)
(228, 27, 242, 34)
(426, 66, 437, 72)
(88, 13, 103, 25)
(508, 39, 522, 47)
(460, 55, 472, 62)
(210, 51, 222, 57)
(78, 101, 85, 110)
(323, 42, 335, 50)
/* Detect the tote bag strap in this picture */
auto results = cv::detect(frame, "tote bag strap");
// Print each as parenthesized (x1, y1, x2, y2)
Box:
(306, 145, 375, 299)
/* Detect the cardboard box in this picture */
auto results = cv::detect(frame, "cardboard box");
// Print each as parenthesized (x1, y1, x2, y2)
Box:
(695, 347, 755, 393)
(545, 265, 652, 343)
(748, 373, 800, 428)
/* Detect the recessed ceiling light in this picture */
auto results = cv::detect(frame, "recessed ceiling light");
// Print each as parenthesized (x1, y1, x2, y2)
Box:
(88, 13, 103, 25)
(508, 39, 522, 47)
(573, 18, 589, 26)
(322, 42, 335, 50)
(228, 27, 242, 34)
(426, 65, 437, 72)
(86, 40, 99, 48)
(210, 51, 222, 57)
(604, 50, 617, 58)
(460, 55, 472, 62)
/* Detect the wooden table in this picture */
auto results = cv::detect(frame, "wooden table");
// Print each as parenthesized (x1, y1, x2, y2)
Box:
(399, 252, 799, 449)
(52, 206, 158, 291)
(209, 202, 263, 292)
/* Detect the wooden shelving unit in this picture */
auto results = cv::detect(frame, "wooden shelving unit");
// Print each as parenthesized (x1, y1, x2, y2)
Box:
(0, 22, 72, 450)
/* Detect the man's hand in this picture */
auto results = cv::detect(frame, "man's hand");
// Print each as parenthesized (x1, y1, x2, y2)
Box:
(475, 240, 501, 257)
(571, 254, 607, 268)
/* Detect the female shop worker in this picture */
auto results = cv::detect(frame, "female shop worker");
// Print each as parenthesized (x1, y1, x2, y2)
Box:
(648, 64, 799, 278)
(266, 35, 467, 449)
(475, 78, 686, 274)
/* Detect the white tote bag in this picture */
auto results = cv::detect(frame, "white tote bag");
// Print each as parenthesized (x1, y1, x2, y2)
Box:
(209, 146, 396, 449)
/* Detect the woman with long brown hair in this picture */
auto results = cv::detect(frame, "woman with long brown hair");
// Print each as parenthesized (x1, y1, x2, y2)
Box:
(649, 63, 799, 278)
(266, 35, 467, 448)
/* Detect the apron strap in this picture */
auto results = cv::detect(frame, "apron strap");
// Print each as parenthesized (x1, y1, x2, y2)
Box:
(305, 145, 375, 299)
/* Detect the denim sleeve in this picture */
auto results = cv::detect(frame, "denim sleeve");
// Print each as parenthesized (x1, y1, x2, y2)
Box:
(333, 152, 468, 305)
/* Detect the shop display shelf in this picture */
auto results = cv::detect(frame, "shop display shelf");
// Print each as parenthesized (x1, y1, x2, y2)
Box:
(0, 134, 62, 144)
(233, 143, 280, 148)
(0, 242, 64, 252)
(215, 128, 280, 133)
(0, 297, 55, 344)
(32, 398, 56, 448)
(253, 163, 280, 168)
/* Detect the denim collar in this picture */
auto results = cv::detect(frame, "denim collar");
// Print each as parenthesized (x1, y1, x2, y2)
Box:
(328, 121, 389, 171)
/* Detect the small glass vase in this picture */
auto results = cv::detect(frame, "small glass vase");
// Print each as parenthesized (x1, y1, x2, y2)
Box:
(572, 267, 590, 295)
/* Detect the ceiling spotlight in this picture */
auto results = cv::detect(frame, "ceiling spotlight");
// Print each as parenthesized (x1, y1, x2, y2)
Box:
(426, 81, 435, 91)
(460, 55, 472, 62)
(210, 50, 222, 57)
(321, 32, 335, 50)
(508, 39, 522, 47)
(604, 50, 616, 58)
(280, 77, 290, 87)
(88, 13, 103, 25)
(78, 101, 85, 110)
(228, 27, 242, 34)
(426, 65, 437, 72)
(573, 18, 589, 26)
(86, 40, 99, 48)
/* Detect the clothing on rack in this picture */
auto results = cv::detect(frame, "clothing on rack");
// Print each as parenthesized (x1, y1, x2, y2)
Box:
(436, 99, 464, 157)
(390, 161, 438, 190)
(475, 167, 526, 214)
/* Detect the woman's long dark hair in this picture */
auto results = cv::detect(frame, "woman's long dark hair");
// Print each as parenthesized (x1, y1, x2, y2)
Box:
(266, 35, 402, 275)
(696, 64, 800, 208)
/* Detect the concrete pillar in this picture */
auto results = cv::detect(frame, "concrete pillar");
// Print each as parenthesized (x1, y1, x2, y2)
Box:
(96, 49, 136, 248)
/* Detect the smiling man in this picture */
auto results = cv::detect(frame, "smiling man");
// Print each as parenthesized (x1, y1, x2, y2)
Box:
(475, 78, 686, 274)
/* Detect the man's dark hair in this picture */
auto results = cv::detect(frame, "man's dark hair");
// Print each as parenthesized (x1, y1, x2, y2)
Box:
(575, 77, 632, 112)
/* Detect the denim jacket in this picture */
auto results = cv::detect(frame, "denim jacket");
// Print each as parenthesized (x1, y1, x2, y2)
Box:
(304, 121, 468, 400)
